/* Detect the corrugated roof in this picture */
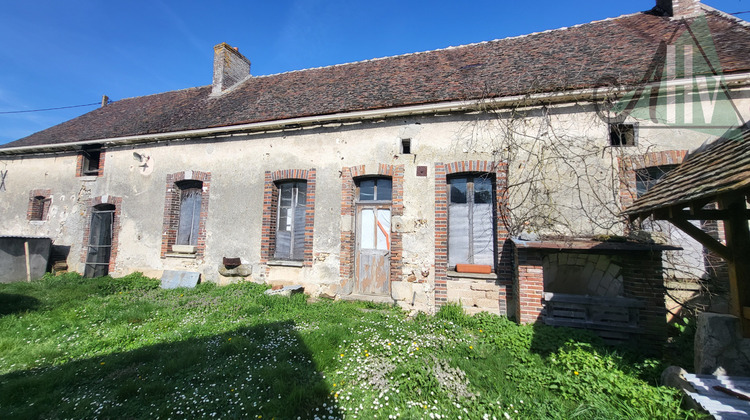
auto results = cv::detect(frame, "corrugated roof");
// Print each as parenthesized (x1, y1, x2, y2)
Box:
(624, 125, 750, 218)
(4, 9, 750, 149)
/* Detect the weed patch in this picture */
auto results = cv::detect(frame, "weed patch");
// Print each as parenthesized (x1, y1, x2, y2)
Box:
(0, 274, 699, 419)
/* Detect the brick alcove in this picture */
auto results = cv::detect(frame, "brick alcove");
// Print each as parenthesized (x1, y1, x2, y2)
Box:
(513, 238, 671, 351)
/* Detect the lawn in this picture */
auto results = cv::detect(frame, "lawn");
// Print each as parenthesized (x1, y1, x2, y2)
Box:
(0, 273, 697, 419)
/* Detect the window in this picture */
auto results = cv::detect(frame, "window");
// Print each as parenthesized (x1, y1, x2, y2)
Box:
(274, 181, 307, 260)
(448, 175, 494, 267)
(357, 178, 392, 202)
(610, 123, 636, 147)
(176, 180, 202, 246)
(635, 165, 677, 198)
(79, 144, 103, 176)
(161, 171, 211, 258)
(401, 138, 412, 154)
(356, 178, 392, 252)
(29, 195, 50, 221)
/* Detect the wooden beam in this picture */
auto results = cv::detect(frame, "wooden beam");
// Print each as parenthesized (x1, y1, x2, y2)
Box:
(720, 194, 750, 337)
(667, 215, 732, 261)
(655, 208, 750, 221)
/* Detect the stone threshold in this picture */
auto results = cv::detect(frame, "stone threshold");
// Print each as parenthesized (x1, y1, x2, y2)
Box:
(339, 293, 395, 304)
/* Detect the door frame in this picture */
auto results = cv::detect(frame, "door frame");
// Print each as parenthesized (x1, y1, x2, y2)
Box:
(84, 204, 115, 278)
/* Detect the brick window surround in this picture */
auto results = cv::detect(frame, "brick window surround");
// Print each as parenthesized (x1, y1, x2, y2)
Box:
(161, 170, 211, 259)
(339, 164, 405, 285)
(76, 146, 105, 177)
(434, 161, 511, 308)
(27, 189, 52, 221)
(618, 150, 687, 210)
(260, 169, 317, 267)
(80, 195, 122, 274)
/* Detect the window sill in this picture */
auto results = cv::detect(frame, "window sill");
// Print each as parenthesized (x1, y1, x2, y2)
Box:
(267, 260, 304, 268)
(447, 270, 497, 280)
(77, 175, 99, 182)
(165, 253, 197, 259)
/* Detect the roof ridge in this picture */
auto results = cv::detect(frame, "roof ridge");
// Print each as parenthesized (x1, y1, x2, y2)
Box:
(699, 4, 750, 28)
(246, 11, 645, 81)
(113, 85, 210, 103)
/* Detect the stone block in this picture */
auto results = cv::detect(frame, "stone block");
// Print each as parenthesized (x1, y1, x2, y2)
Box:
(161, 270, 200, 289)
(264, 285, 304, 297)
(267, 265, 303, 284)
(470, 282, 499, 292)
(694, 313, 750, 376)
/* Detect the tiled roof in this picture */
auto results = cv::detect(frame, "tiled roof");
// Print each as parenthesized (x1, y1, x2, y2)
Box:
(624, 125, 750, 218)
(5, 9, 750, 149)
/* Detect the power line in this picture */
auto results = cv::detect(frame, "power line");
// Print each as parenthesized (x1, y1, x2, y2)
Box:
(0, 102, 103, 115)
(730, 11, 750, 15)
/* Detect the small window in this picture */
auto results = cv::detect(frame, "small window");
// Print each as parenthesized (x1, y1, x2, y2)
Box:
(30, 195, 50, 221)
(401, 138, 412, 154)
(636, 165, 677, 198)
(176, 180, 203, 246)
(275, 181, 307, 260)
(80, 144, 103, 176)
(610, 123, 636, 147)
(357, 178, 392, 202)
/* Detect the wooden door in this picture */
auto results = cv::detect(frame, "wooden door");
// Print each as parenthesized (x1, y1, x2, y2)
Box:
(84, 205, 114, 278)
(355, 205, 391, 295)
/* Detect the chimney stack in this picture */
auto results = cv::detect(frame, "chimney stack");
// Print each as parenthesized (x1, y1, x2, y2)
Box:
(211, 43, 251, 96)
(655, 0, 701, 18)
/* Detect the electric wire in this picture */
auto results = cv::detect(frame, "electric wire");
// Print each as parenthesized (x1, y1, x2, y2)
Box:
(0, 102, 106, 115)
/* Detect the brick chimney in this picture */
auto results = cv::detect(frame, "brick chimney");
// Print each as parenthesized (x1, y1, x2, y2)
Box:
(655, 0, 701, 18)
(211, 43, 251, 96)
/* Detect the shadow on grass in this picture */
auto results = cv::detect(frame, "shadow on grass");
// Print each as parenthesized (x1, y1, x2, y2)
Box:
(0, 320, 340, 419)
(0, 293, 40, 316)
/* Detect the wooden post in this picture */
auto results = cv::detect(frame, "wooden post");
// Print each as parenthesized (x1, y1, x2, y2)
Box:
(720, 193, 750, 337)
(24, 240, 31, 282)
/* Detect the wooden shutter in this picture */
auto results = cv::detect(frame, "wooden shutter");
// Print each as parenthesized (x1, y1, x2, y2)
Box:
(472, 203, 494, 265)
(448, 202, 470, 266)
(177, 187, 202, 245)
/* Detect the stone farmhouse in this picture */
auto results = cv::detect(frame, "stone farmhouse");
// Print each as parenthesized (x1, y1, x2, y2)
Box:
(2, 0, 749, 346)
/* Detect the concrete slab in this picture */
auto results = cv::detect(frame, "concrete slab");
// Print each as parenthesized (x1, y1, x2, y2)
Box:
(161, 270, 200, 289)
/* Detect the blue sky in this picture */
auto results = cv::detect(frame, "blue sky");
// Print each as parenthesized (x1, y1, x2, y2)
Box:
(0, 0, 746, 144)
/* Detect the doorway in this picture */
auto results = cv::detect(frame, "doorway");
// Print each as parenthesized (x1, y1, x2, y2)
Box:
(355, 178, 392, 296)
(84, 204, 115, 278)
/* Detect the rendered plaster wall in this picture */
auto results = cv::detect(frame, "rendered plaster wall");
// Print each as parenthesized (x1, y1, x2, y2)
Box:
(0, 152, 101, 268)
(1, 88, 748, 313)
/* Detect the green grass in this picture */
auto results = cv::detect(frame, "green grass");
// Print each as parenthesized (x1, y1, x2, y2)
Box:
(0, 273, 699, 419)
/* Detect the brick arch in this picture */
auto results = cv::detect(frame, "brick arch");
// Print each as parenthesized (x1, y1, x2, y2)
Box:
(260, 168, 317, 266)
(339, 164, 405, 287)
(434, 160, 511, 308)
(161, 170, 211, 259)
(80, 195, 123, 273)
